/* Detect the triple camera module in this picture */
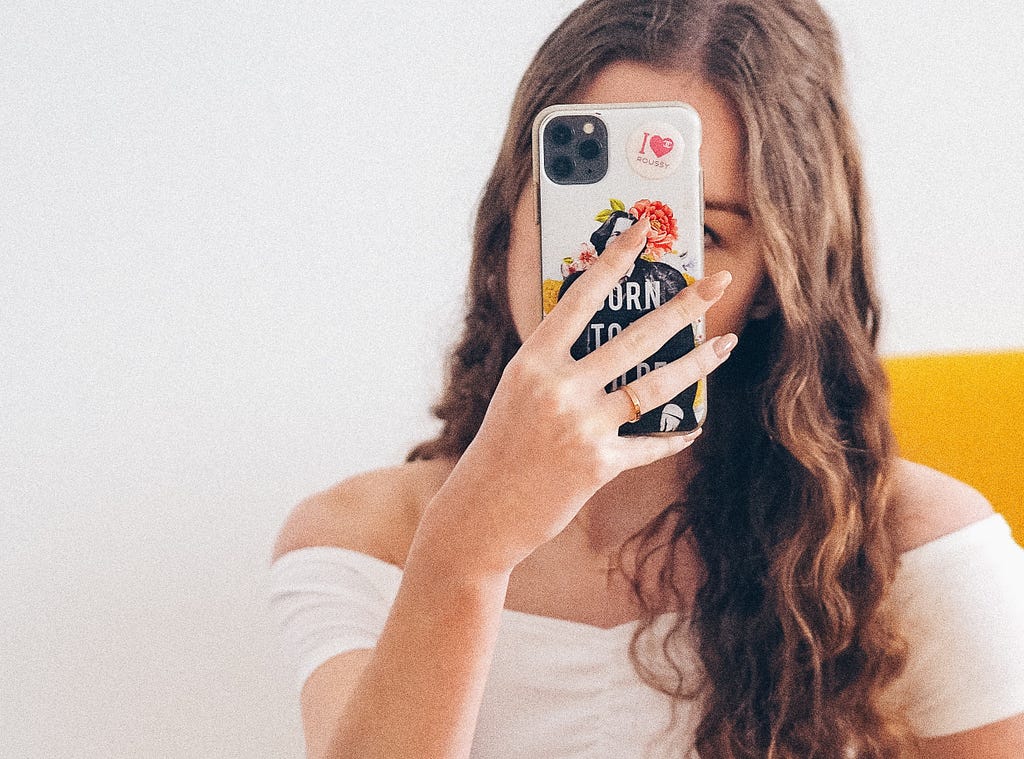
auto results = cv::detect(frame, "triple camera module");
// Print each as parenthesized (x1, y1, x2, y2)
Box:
(542, 115, 608, 185)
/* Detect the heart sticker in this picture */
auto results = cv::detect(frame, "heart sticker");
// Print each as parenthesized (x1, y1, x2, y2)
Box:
(649, 135, 674, 157)
(626, 121, 685, 179)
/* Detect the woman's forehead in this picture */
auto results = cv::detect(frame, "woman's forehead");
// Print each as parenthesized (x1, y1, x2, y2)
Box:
(577, 61, 747, 210)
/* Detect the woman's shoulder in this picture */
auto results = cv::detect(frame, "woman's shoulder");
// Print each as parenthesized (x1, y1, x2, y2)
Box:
(887, 458, 996, 555)
(270, 457, 456, 566)
(269, 457, 995, 564)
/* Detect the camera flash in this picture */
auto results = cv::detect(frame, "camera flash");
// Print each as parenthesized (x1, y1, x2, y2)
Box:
(583, 122, 595, 134)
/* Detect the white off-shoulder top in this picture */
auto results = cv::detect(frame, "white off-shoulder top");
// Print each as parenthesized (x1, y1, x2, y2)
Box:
(266, 513, 1024, 757)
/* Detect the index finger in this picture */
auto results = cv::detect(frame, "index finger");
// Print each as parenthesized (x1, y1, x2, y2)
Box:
(530, 217, 651, 351)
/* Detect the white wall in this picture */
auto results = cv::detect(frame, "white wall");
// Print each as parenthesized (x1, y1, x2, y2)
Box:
(2, 2, 1021, 757)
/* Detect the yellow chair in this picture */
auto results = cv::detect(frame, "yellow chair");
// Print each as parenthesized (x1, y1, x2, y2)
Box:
(885, 351, 1024, 544)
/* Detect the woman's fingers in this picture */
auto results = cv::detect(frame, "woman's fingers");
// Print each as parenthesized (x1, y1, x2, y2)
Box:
(608, 425, 704, 470)
(577, 270, 732, 384)
(530, 217, 651, 351)
(608, 333, 737, 423)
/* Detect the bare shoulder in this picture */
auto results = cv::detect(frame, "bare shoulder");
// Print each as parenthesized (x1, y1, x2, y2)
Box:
(270, 457, 456, 566)
(887, 458, 995, 554)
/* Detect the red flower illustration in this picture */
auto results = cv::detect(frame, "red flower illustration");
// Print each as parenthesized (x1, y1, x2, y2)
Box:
(629, 199, 678, 257)
(560, 241, 599, 277)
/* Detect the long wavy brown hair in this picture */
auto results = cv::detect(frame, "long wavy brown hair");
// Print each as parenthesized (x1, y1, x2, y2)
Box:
(408, 0, 915, 756)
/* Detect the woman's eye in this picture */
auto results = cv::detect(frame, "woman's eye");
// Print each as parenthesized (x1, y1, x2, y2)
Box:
(704, 225, 721, 247)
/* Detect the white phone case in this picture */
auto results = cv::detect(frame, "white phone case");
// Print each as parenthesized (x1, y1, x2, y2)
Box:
(532, 102, 706, 434)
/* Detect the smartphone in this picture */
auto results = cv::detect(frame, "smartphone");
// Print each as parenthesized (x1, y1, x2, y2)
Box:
(532, 101, 706, 435)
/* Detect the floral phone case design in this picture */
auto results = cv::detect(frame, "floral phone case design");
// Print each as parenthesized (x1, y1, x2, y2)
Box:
(532, 102, 705, 435)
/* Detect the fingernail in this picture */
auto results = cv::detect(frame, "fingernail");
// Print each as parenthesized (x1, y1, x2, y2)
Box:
(695, 270, 732, 301)
(683, 427, 703, 442)
(714, 333, 738, 357)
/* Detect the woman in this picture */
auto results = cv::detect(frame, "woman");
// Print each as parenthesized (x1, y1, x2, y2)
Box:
(268, 1, 1024, 757)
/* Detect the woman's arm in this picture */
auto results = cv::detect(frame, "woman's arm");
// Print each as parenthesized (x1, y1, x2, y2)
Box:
(319, 490, 512, 759)
(275, 471, 515, 759)
(290, 219, 733, 758)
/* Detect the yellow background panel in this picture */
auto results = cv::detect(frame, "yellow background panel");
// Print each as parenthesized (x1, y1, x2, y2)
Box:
(885, 352, 1024, 544)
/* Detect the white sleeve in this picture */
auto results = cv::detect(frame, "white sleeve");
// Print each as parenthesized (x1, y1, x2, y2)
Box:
(266, 546, 401, 694)
(886, 514, 1024, 737)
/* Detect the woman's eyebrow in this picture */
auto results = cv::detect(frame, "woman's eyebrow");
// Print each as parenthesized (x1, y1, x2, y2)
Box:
(705, 198, 750, 219)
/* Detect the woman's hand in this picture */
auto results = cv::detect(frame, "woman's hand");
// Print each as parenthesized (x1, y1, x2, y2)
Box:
(425, 218, 737, 576)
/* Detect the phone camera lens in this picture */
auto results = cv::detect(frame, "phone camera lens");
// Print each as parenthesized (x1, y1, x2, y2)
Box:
(578, 139, 601, 160)
(549, 122, 573, 146)
(551, 155, 575, 179)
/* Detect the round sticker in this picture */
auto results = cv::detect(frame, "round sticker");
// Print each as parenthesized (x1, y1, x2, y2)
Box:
(626, 122, 685, 179)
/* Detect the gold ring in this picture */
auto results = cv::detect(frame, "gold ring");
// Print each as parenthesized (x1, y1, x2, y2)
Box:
(619, 384, 642, 424)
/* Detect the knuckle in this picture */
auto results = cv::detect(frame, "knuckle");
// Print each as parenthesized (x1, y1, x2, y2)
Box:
(548, 378, 580, 415)
(524, 368, 586, 422)
(672, 287, 704, 319)
(603, 235, 628, 256)
(655, 303, 686, 334)
(591, 446, 619, 481)
(612, 323, 646, 355)
(587, 255, 620, 284)
(697, 343, 721, 374)
(502, 354, 533, 382)
(503, 352, 552, 390)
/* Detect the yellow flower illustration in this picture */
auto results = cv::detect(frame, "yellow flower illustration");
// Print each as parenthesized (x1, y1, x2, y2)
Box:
(543, 279, 562, 314)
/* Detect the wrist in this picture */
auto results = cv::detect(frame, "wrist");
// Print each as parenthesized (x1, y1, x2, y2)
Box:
(408, 481, 522, 583)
